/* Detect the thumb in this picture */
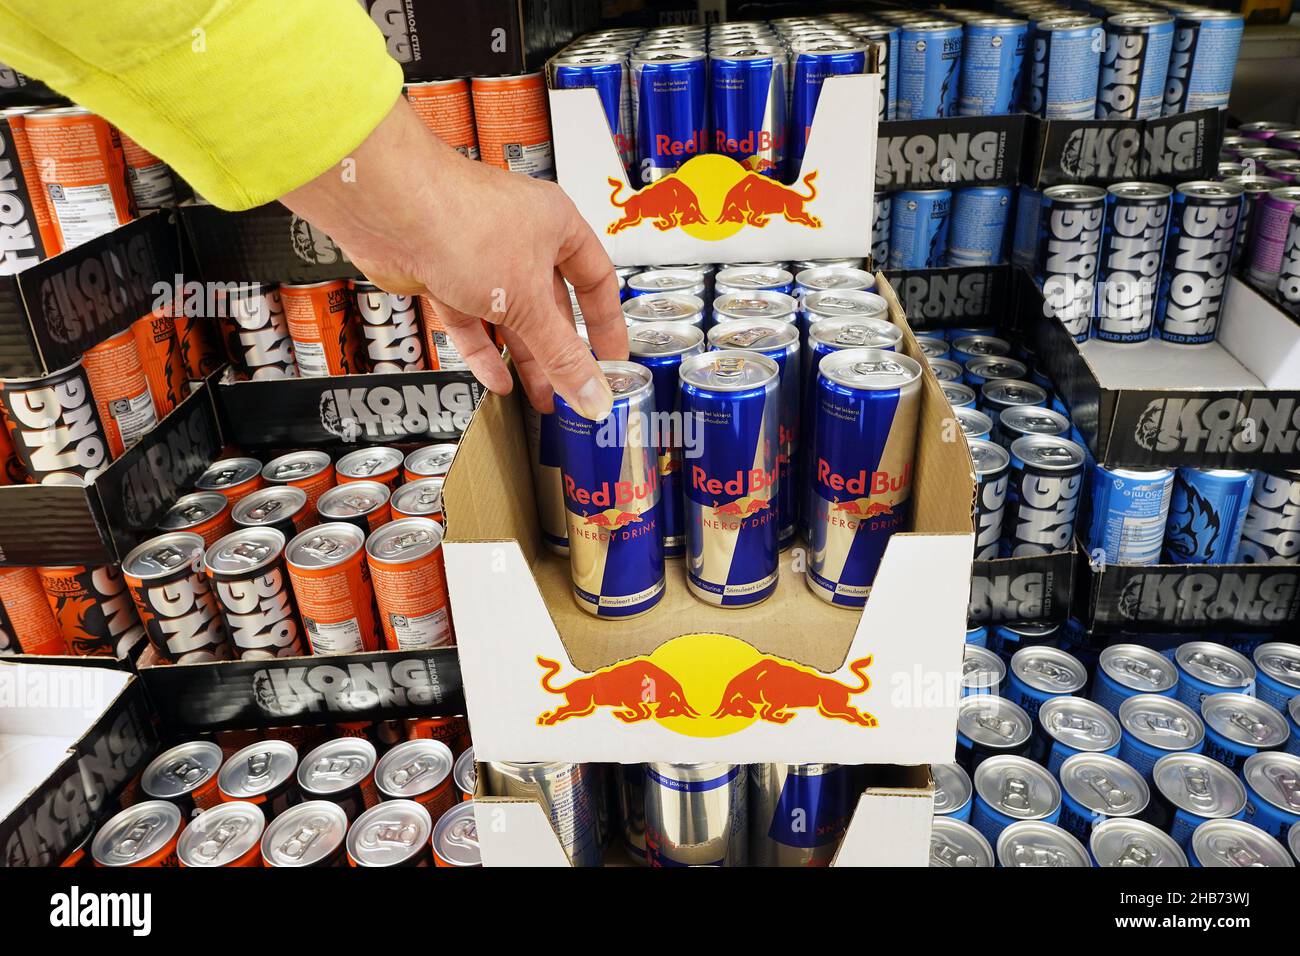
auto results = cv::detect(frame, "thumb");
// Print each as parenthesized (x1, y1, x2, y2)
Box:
(517, 294, 612, 420)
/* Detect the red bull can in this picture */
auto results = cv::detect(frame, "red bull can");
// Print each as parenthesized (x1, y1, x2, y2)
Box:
(710, 43, 787, 177)
(789, 40, 868, 176)
(807, 349, 922, 607)
(631, 48, 707, 185)
(748, 763, 855, 867)
(644, 763, 748, 867)
(628, 322, 706, 558)
(680, 351, 781, 608)
(524, 403, 568, 556)
(551, 50, 635, 173)
(484, 761, 603, 867)
(556, 361, 665, 619)
(713, 290, 799, 327)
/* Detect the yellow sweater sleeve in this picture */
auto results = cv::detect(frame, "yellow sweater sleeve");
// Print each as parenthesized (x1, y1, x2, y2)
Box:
(0, 0, 403, 210)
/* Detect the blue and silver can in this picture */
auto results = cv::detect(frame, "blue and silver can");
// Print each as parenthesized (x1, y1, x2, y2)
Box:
(1189, 818, 1293, 867)
(1023, 15, 1105, 119)
(1093, 644, 1181, 716)
(930, 817, 995, 867)
(1093, 181, 1171, 344)
(1057, 752, 1147, 843)
(1254, 643, 1300, 712)
(980, 380, 1048, 427)
(713, 290, 799, 329)
(631, 48, 707, 185)
(996, 820, 1091, 867)
(966, 625, 990, 648)
(1034, 184, 1107, 343)
(1173, 641, 1257, 708)
(1004, 435, 1086, 557)
(1038, 698, 1123, 776)
(959, 17, 1029, 116)
(1090, 817, 1188, 868)
(972, 439, 1010, 561)
(800, 289, 891, 350)
(622, 291, 707, 332)
(989, 622, 1061, 665)
(1007, 645, 1088, 722)
(943, 382, 978, 410)
(628, 267, 709, 301)
(1238, 469, 1300, 565)
(793, 266, 875, 302)
(628, 322, 706, 559)
(1096, 12, 1174, 120)
(914, 334, 950, 362)
(948, 185, 1014, 266)
(1163, 468, 1255, 564)
(789, 40, 869, 176)
(1119, 694, 1205, 781)
(971, 755, 1062, 845)
(710, 44, 787, 178)
(963, 645, 1007, 698)
(889, 188, 952, 270)
(957, 695, 1033, 771)
(708, 319, 800, 550)
(714, 265, 794, 298)
(928, 358, 965, 384)
(991, 402, 1069, 451)
(952, 333, 1011, 367)
(1011, 185, 1044, 269)
(1152, 752, 1247, 849)
(852, 23, 899, 121)
(1162, 10, 1244, 116)
(748, 763, 854, 866)
(1085, 463, 1175, 566)
(1154, 181, 1243, 346)
(872, 192, 892, 267)
(524, 403, 568, 555)
(897, 21, 964, 119)
(1242, 752, 1300, 842)
(933, 763, 974, 822)
(680, 350, 781, 608)
(958, 406, 994, 442)
(803, 313, 901, 422)
(1201, 694, 1290, 773)
(643, 763, 748, 866)
(552, 50, 635, 172)
(807, 350, 922, 607)
(557, 361, 665, 619)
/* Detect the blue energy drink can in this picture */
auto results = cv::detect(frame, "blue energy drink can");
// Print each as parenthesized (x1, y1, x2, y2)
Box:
(680, 350, 781, 608)
(789, 40, 869, 177)
(1038, 700, 1123, 777)
(748, 763, 854, 866)
(807, 349, 923, 607)
(948, 186, 1013, 266)
(710, 44, 787, 178)
(852, 23, 899, 121)
(889, 188, 952, 270)
(1253, 643, 1300, 712)
(872, 192, 892, 267)
(971, 755, 1062, 845)
(933, 763, 974, 822)
(1034, 184, 1107, 343)
(1173, 641, 1257, 708)
(1118, 695, 1205, 781)
(964, 357, 1029, 392)
(1163, 468, 1255, 564)
(958, 407, 994, 442)
(632, 48, 708, 185)
(708, 319, 800, 549)
(1056, 753, 1147, 843)
(957, 695, 1032, 771)
(1096, 12, 1174, 120)
(1093, 182, 1171, 344)
(1004, 435, 1086, 557)
(972, 438, 1010, 561)
(1006, 645, 1088, 723)
(965, 626, 989, 648)
(1162, 10, 1244, 116)
(897, 21, 963, 120)
(714, 266, 794, 298)
(1242, 752, 1300, 842)
(551, 50, 635, 172)
(1086, 463, 1175, 566)
(1152, 752, 1247, 849)
(959, 18, 1029, 116)
(1093, 644, 1179, 716)
(1023, 16, 1105, 120)
(1155, 181, 1243, 346)
(1201, 694, 1290, 773)
(1238, 469, 1300, 565)
(1011, 185, 1043, 269)
(556, 361, 665, 619)
(627, 322, 706, 559)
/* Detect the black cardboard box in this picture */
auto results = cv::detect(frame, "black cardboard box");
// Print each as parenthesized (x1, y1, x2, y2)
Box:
(970, 548, 1077, 628)
(876, 114, 1026, 191)
(177, 202, 357, 285)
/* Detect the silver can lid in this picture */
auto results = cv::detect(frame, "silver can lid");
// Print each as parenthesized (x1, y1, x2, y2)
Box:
(969, 438, 1010, 478)
(404, 443, 458, 478)
(794, 266, 874, 291)
(390, 477, 445, 518)
(286, 522, 366, 571)
(1107, 181, 1174, 200)
(365, 516, 445, 565)
(680, 349, 779, 392)
(914, 335, 948, 359)
(122, 532, 206, 582)
(803, 289, 889, 321)
(1120, 694, 1204, 751)
(432, 800, 482, 866)
(1039, 696, 1122, 753)
(973, 755, 1061, 821)
(929, 817, 994, 868)
(819, 349, 921, 391)
(297, 737, 378, 796)
(218, 739, 299, 799)
(1242, 751, 1300, 814)
(1152, 753, 1247, 818)
(966, 357, 1028, 382)
(956, 407, 994, 439)
(260, 800, 348, 867)
(91, 801, 183, 866)
(1100, 644, 1178, 694)
(1289, 821, 1299, 862)
(176, 801, 266, 867)
(1010, 434, 1086, 472)
(712, 290, 798, 323)
(714, 266, 793, 290)
(195, 457, 263, 491)
(932, 762, 972, 815)
(629, 321, 706, 357)
(958, 695, 1032, 748)
(232, 485, 309, 527)
(941, 382, 977, 407)
(809, 316, 903, 352)
(962, 644, 1006, 692)
(346, 799, 433, 867)
(1176, 180, 1244, 200)
(141, 740, 224, 799)
(454, 746, 477, 795)
(1010, 646, 1087, 695)
(375, 739, 454, 799)
(318, 480, 390, 520)
(336, 446, 403, 480)
(1202, 693, 1290, 749)
(1191, 820, 1294, 868)
(1059, 752, 1149, 817)
(707, 318, 798, 353)
(1042, 182, 1107, 202)
(203, 527, 286, 577)
(627, 269, 707, 296)
(997, 821, 1090, 868)
(157, 492, 228, 532)
(1254, 643, 1300, 693)
(1090, 818, 1187, 868)
(1175, 642, 1256, 691)
(983, 379, 1048, 410)
(952, 334, 1011, 358)
(262, 449, 331, 483)
(998, 406, 1070, 439)
(928, 358, 964, 383)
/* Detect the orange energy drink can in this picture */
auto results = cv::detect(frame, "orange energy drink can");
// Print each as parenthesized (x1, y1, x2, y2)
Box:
(23, 106, 134, 250)
(297, 737, 382, 821)
(114, 128, 178, 208)
(280, 280, 361, 377)
(232, 485, 313, 541)
(156, 491, 235, 546)
(36, 564, 145, 659)
(172, 311, 224, 382)
(217, 740, 301, 818)
(220, 283, 298, 380)
(375, 739, 457, 821)
(349, 280, 426, 372)
(194, 457, 265, 507)
(0, 566, 68, 655)
(131, 309, 187, 416)
(390, 476, 445, 523)
(365, 517, 453, 650)
(470, 72, 555, 179)
(0, 109, 54, 270)
(285, 522, 381, 654)
(403, 443, 457, 483)
(122, 531, 233, 663)
(405, 715, 471, 756)
(204, 528, 306, 660)
(416, 295, 468, 371)
(80, 327, 158, 458)
(346, 799, 433, 867)
(404, 79, 480, 159)
(261, 449, 335, 511)
(0, 362, 110, 484)
(317, 480, 392, 535)
(2, 107, 62, 259)
(453, 747, 476, 801)
(140, 740, 225, 815)
(0, 417, 27, 484)
(91, 801, 183, 867)
(432, 800, 481, 866)
(336, 446, 404, 489)
(176, 801, 265, 867)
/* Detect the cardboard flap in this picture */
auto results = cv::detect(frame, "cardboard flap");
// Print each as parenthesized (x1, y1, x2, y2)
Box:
(833, 766, 934, 867)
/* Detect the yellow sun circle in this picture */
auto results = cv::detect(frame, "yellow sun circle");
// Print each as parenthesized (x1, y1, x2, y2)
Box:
(669, 155, 751, 242)
(648, 632, 762, 738)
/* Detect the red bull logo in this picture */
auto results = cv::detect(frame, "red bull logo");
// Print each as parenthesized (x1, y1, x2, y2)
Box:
(564, 474, 658, 509)
(534, 634, 877, 735)
(831, 498, 895, 518)
(692, 464, 778, 497)
(817, 459, 912, 497)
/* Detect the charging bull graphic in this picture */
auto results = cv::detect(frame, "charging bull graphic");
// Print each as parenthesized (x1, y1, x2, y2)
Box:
(607, 177, 707, 234)
(711, 656, 875, 726)
(717, 171, 822, 228)
(536, 656, 699, 725)
(604, 165, 823, 235)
